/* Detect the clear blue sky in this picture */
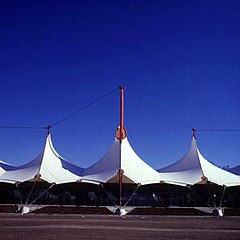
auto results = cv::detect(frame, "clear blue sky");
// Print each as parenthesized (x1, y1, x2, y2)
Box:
(0, 0, 239, 169)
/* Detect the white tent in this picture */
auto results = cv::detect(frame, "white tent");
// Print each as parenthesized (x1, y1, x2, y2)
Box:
(0, 133, 88, 184)
(82, 86, 180, 187)
(158, 134, 240, 187)
(83, 133, 163, 185)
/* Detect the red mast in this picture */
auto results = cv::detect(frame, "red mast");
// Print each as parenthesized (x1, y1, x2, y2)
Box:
(119, 86, 125, 142)
(116, 86, 127, 141)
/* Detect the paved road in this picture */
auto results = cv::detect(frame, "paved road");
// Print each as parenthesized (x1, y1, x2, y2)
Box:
(0, 214, 240, 240)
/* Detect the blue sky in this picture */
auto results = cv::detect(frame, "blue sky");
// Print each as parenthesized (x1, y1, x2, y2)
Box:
(0, 0, 239, 169)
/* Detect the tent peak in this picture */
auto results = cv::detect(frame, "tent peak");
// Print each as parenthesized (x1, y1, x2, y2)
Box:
(192, 128, 197, 139)
(46, 125, 52, 136)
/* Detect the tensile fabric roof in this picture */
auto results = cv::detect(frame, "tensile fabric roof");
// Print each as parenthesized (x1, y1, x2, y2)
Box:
(158, 134, 240, 187)
(82, 135, 164, 185)
(0, 133, 86, 184)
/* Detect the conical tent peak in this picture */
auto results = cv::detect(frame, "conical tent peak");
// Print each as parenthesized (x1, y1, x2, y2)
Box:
(46, 125, 52, 136)
(192, 128, 197, 139)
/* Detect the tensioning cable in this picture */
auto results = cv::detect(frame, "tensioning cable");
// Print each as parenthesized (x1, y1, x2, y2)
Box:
(128, 88, 192, 130)
(0, 125, 46, 130)
(50, 87, 119, 128)
(199, 129, 240, 132)
(0, 87, 119, 131)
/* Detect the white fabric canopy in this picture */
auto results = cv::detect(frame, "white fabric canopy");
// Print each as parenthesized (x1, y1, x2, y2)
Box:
(158, 136, 240, 187)
(1, 132, 239, 187)
(0, 133, 87, 184)
(83, 137, 164, 185)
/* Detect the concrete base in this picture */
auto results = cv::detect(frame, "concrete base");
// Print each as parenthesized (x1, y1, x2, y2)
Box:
(20, 206, 30, 215)
(212, 208, 224, 217)
(115, 207, 128, 216)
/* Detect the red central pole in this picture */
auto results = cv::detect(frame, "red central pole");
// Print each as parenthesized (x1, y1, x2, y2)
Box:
(119, 86, 125, 207)
(119, 86, 125, 142)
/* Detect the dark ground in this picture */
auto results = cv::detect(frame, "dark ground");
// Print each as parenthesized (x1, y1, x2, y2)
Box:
(0, 214, 240, 240)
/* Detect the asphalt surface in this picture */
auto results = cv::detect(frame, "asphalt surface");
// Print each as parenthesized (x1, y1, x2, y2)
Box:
(0, 214, 240, 240)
